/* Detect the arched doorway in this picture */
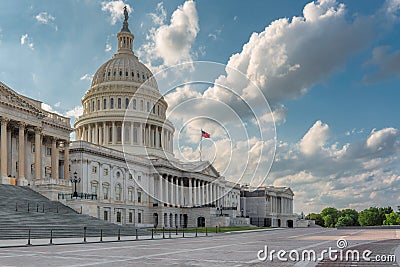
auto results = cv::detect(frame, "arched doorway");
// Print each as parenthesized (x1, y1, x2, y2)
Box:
(197, 216, 205, 227)
(287, 220, 293, 228)
(277, 219, 281, 227)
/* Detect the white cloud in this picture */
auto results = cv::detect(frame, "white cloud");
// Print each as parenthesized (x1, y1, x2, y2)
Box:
(41, 102, 62, 115)
(363, 46, 400, 83)
(20, 34, 34, 50)
(140, 0, 199, 66)
(300, 120, 330, 156)
(65, 106, 83, 119)
(149, 2, 167, 26)
(270, 121, 400, 213)
(35, 11, 58, 31)
(80, 73, 93, 81)
(101, 1, 132, 25)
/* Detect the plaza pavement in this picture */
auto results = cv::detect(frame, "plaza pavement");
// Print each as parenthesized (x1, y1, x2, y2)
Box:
(0, 227, 399, 266)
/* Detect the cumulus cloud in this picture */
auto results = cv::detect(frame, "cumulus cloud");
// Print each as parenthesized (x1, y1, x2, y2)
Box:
(139, 0, 199, 66)
(65, 106, 83, 119)
(270, 121, 400, 213)
(363, 46, 400, 83)
(80, 73, 93, 81)
(20, 34, 34, 50)
(149, 2, 167, 26)
(101, 1, 132, 25)
(35, 12, 57, 30)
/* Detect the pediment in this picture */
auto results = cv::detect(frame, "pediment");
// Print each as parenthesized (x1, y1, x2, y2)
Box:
(0, 82, 45, 117)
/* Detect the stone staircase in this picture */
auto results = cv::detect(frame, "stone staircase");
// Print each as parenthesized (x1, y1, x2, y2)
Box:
(0, 185, 149, 240)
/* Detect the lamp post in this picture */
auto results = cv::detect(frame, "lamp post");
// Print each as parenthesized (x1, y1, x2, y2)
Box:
(241, 208, 244, 217)
(70, 171, 81, 198)
(220, 205, 223, 216)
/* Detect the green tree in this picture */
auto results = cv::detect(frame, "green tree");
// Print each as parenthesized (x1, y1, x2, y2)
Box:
(379, 206, 393, 223)
(339, 209, 359, 226)
(358, 207, 388, 226)
(335, 215, 354, 227)
(383, 212, 400, 225)
(321, 207, 340, 227)
(305, 213, 324, 226)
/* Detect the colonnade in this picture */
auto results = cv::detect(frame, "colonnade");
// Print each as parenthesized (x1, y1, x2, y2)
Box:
(157, 175, 225, 208)
(0, 116, 69, 181)
(76, 121, 173, 151)
(269, 196, 293, 214)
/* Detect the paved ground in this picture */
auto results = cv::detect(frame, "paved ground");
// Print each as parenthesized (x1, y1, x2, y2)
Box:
(0, 228, 399, 266)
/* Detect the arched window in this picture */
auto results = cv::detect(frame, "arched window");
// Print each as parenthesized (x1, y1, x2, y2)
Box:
(110, 98, 114, 109)
(91, 181, 98, 195)
(132, 99, 136, 110)
(103, 99, 107, 110)
(125, 98, 129, 109)
(115, 184, 122, 201)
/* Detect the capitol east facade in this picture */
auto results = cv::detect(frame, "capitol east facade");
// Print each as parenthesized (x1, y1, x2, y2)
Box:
(0, 11, 296, 229)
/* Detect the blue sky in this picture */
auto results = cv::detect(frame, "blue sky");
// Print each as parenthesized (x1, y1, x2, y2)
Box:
(1, 0, 400, 214)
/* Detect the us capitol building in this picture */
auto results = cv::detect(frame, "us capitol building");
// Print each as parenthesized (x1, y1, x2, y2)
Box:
(0, 11, 296, 228)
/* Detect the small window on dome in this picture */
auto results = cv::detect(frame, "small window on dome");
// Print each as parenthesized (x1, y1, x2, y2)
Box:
(119, 71, 122, 76)
(110, 98, 114, 109)
(118, 98, 121, 109)
(137, 73, 140, 79)
(103, 73, 105, 78)
(132, 99, 136, 110)
(108, 72, 110, 77)
(125, 98, 129, 109)
(103, 99, 107, 110)
(142, 74, 145, 79)
(131, 72, 134, 77)
(126, 71, 128, 76)
(113, 71, 116, 76)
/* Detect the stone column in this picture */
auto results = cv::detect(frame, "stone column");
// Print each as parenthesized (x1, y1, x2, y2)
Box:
(131, 123, 134, 145)
(121, 122, 125, 144)
(94, 123, 98, 144)
(139, 123, 143, 145)
(17, 123, 25, 180)
(205, 182, 209, 205)
(98, 125, 103, 145)
(34, 128, 42, 179)
(165, 176, 169, 205)
(158, 175, 163, 204)
(88, 124, 92, 143)
(193, 179, 197, 206)
(0, 118, 8, 179)
(170, 176, 174, 206)
(51, 138, 58, 179)
(174, 177, 179, 207)
(103, 122, 107, 145)
(180, 178, 184, 206)
(112, 121, 116, 145)
(188, 178, 193, 207)
(64, 141, 69, 180)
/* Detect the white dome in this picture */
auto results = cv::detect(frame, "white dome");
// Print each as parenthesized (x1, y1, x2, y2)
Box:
(91, 53, 158, 89)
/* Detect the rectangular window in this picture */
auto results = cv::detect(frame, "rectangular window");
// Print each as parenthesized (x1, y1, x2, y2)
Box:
(128, 190, 133, 202)
(92, 101, 95, 111)
(104, 210, 108, 221)
(97, 99, 100, 110)
(138, 212, 142, 223)
(116, 211, 121, 223)
(31, 144, 35, 153)
(109, 127, 113, 142)
(140, 100, 144, 111)
(129, 212, 133, 223)
(146, 101, 150, 112)
(103, 169, 109, 176)
(110, 98, 114, 109)
(118, 98, 121, 109)
(132, 99, 136, 110)
(117, 127, 122, 142)
(91, 184, 98, 195)
(137, 191, 142, 203)
(103, 99, 107, 109)
(46, 147, 51, 156)
(125, 98, 129, 109)
(103, 187, 109, 199)
(133, 127, 138, 143)
(92, 166, 97, 173)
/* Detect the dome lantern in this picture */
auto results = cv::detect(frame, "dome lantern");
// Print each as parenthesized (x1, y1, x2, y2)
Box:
(117, 6, 134, 55)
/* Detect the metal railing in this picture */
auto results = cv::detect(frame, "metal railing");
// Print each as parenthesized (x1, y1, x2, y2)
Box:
(58, 193, 97, 200)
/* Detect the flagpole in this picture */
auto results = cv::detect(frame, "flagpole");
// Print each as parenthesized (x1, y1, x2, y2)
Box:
(200, 129, 203, 161)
